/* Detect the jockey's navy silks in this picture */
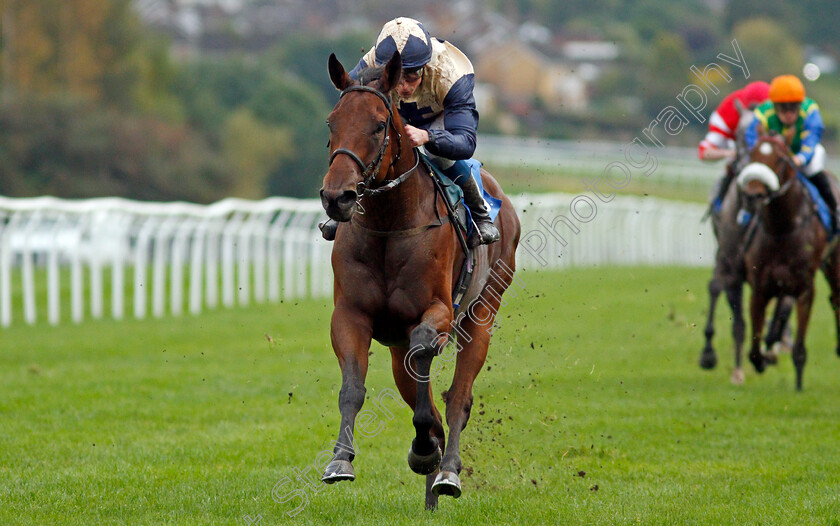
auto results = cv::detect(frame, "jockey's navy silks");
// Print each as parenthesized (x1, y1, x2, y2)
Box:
(350, 38, 479, 162)
(344, 17, 498, 247)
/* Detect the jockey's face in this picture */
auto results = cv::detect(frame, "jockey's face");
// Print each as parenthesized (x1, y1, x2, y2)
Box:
(774, 102, 801, 126)
(396, 69, 423, 98)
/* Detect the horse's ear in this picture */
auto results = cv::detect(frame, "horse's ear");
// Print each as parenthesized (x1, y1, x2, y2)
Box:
(734, 98, 750, 118)
(328, 53, 354, 91)
(379, 51, 402, 93)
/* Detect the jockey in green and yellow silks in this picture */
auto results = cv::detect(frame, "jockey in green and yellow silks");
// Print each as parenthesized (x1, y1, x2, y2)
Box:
(745, 74, 840, 231)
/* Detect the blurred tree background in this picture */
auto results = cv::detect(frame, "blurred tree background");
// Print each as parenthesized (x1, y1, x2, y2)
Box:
(0, 0, 369, 201)
(1, 0, 839, 200)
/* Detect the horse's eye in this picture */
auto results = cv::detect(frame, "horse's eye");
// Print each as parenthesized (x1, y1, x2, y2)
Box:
(375, 122, 386, 134)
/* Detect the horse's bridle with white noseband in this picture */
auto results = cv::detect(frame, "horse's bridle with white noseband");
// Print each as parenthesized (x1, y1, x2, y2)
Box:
(328, 85, 419, 201)
(756, 135, 799, 204)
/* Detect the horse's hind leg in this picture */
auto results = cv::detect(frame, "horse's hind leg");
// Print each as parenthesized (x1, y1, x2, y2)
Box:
(321, 308, 372, 484)
(724, 282, 746, 384)
(792, 286, 816, 391)
(388, 346, 445, 510)
(700, 274, 723, 370)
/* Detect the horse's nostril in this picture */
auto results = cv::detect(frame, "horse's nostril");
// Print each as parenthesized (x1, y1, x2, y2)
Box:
(337, 190, 357, 207)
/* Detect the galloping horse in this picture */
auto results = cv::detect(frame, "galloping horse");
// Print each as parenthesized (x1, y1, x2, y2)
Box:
(318, 51, 521, 508)
(700, 101, 794, 383)
(737, 132, 840, 390)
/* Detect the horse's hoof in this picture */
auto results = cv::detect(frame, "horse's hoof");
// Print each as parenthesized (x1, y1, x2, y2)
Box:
(699, 350, 717, 370)
(432, 470, 462, 498)
(730, 368, 744, 385)
(750, 354, 766, 374)
(408, 438, 441, 475)
(322, 459, 355, 484)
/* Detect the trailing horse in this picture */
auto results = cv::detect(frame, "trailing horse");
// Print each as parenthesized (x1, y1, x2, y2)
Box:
(318, 51, 521, 509)
(737, 132, 840, 390)
(700, 101, 793, 383)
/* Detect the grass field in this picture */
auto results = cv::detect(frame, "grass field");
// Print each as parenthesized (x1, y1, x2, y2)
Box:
(2, 266, 840, 525)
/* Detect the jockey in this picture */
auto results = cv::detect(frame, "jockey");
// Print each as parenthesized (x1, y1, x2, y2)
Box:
(700, 81, 770, 210)
(745, 74, 840, 231)
(320, 17, 500, 247)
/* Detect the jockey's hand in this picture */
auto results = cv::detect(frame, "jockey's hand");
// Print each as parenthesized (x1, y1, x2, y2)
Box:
(700, 147, 735, 162)
(793, 154, 805, 168)
(404, 125, 430, 148)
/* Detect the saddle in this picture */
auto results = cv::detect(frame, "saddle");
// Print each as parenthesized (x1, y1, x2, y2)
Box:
(420, 154, 475, 310)
(797, 173, 834, 238)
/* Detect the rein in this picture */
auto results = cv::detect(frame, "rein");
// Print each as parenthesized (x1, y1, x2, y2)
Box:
(328, 85, 419, 199)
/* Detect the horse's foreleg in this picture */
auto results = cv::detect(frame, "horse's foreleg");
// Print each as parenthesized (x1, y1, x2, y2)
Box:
(322, 307, 372, 484)
(434, 257, 513, 499)
(724, 281, 746, 383)
(748, 291, 770, 375)
(405, 301, 451, 477)
(792, 286, 816, 391)
(433, 303, 495, 499)
(821, 249, 840, 358)
(764, 296, 794, 361)
(388, 346, 445, 511)
(700, 274, 723, 369)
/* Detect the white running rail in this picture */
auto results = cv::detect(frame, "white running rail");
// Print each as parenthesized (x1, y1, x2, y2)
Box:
(0, 196, 328, 327)
(0, 193, 713, 327)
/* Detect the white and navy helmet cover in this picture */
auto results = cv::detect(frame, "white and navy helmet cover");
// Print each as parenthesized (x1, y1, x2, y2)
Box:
(373, 17, 433, 69)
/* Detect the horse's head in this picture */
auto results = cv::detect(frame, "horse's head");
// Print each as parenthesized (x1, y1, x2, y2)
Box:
(320, 52, 403, 222)
(737, 132, 796, 201)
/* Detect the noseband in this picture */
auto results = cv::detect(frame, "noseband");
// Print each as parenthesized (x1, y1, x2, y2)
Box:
(328, 85, 419, 198)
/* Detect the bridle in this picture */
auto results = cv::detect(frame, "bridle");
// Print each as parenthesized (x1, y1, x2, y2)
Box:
(754, 135, 799, 203)
(328, 85, 419, 200)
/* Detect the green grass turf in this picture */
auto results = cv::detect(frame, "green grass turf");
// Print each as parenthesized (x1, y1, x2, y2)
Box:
(2, 266, 840, 525)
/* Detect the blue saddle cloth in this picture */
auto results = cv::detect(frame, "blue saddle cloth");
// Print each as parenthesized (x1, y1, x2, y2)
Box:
(798, 173, 833, 235)
(421, 155, 502, 237)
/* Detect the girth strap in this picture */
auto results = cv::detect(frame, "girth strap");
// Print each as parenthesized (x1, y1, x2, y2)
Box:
(351, 215, 451, 238)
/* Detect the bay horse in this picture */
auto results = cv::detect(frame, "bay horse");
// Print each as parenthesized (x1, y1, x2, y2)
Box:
(737, 132, 840, 390)
(700, 101, 794, 383)
(318, 51, 521, 509)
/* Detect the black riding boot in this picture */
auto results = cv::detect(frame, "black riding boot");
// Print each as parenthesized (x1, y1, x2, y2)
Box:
(445, 161, 500, 247)
(809, 171, 840, 233)
(319, 218, 338, 241)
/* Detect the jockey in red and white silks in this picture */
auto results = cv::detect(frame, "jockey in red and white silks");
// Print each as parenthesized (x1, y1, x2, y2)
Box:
(698, 81, 769, 162)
